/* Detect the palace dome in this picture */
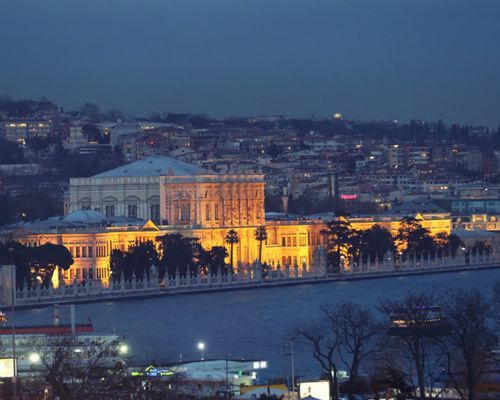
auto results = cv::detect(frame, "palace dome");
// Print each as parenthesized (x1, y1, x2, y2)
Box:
(64, 210, 108, 225)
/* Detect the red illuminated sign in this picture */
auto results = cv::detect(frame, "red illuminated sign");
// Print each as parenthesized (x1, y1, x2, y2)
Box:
(340, 194, 357, 200)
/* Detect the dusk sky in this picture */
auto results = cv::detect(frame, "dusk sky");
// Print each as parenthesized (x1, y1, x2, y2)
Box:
(1, 0, 499, 126)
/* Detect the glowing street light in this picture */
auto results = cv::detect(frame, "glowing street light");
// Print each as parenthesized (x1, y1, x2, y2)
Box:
(29, 352, 41, 364)
(197, 341, 205, 360)
(119, 344, 129, 355)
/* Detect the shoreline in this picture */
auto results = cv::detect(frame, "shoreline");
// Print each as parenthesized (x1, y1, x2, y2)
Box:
(9, 262, 500, 310)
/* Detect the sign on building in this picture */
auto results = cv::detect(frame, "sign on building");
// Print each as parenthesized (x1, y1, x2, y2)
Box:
(0, 358, 16, 378)
(299, 380, 330, 400)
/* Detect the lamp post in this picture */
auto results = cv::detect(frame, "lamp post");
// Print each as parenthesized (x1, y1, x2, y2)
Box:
(8, 247, 16, 400)
(197, 341, 205, 361)
(225, 353, 231, 400)
(290, 338, 295, 395)
(285, 336, 296, 396)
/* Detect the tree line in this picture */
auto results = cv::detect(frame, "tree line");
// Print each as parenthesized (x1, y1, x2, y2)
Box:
(0, 242, 73, 288)
(295, 287, 500, 400)
(322, 217, 491, 272)
(110, 216, 489, 283)
(109, 227, 268, 282)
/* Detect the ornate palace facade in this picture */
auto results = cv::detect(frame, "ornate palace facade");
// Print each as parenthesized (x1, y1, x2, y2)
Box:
(2, 156, 452, 286)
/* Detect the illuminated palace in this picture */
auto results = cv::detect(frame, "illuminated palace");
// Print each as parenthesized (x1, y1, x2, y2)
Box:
(3, 157, 451, 286)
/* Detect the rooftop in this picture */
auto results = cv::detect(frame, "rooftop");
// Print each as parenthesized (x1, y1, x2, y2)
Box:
(64, 210, 107, 225)
(387, 201, 448, 215)
(93, 156, 208, 178)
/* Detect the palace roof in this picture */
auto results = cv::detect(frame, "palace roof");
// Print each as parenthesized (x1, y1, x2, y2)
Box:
(64, 210, 107, 224)
(93, 156, 208, 178)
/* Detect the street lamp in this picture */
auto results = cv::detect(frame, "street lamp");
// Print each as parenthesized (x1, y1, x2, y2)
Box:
(197, 341, 205, 360)
(119, 344, 129, 355)
(225, 353, 231, 400)
(285, 336, 296, 396)
(29, 352, 41, 364)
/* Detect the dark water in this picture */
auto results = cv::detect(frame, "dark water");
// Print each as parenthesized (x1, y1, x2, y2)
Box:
(13, 268, 500, 380)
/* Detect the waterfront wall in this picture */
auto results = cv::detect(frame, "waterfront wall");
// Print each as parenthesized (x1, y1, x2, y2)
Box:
(1, 249, 499, 309)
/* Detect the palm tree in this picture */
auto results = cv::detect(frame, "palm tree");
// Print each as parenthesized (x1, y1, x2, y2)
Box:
(321, 218, 355, 271)
(225, 229, 239, 271)
(254, 225, 268, 263)
(207, 246, 228, 275)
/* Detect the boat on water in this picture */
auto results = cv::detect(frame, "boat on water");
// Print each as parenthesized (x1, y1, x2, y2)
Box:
(0, 323, 93, 335)
(388, 305, 450, 336)
(0, 308, 129, 376)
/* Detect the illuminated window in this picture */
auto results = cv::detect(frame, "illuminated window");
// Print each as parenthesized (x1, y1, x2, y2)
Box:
(205, 204, 211, 220)
(282, 256, 292, 266)
(299, 235, 307, 246)
(215, 204, 219, 220)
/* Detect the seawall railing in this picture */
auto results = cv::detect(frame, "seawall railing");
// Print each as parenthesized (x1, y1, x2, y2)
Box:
(2, 251, 499, 309)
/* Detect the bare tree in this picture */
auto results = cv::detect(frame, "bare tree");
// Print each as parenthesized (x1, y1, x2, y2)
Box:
(295, 302, 380, 400)
(492, 281, 500, 327)
(321, 303, 380, 390)
(365, 358, 414, 400)
(30, 335, 129, 400)
(295, 320, 341, 400)
(379, 292, 448, 400)
(442, 289, 496, 400)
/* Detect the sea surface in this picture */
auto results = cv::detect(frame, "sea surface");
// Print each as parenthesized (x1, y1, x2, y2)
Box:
(12, 268, 500, 380)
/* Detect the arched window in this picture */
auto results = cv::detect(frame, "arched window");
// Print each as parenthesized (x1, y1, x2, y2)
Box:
(125, 196, 140, 219)
(103, 197, 117, 218)
(148, 196, 160, 223)
(180, 203, 191, 222)
(79, 197, 91, 210)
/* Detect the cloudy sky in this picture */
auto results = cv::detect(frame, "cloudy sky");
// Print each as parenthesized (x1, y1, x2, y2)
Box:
(1, 0, 499, 125)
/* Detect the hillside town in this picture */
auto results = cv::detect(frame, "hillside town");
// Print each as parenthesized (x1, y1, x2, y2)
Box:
(1, 97, 500, 400)
(1, 96, 499, 229)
